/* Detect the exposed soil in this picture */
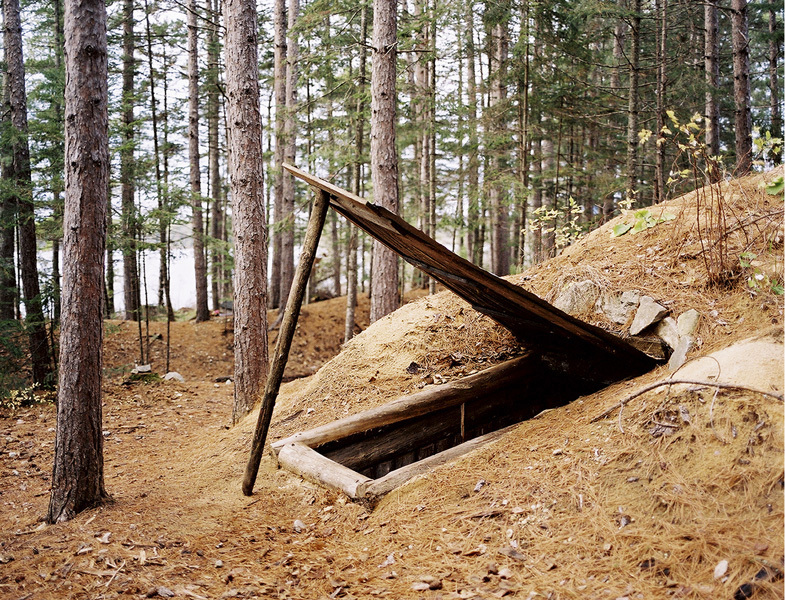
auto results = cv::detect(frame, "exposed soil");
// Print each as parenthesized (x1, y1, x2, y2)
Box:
(0, 172, 783, 600)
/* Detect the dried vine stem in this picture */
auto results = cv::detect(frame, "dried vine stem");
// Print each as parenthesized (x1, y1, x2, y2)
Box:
(591, 379, 784, 424)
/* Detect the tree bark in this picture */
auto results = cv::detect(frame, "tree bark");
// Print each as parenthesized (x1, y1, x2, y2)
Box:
(48, 0, 109, 523)
(768, 8, 781, 164)
(224, 0, 269, 423)
(488, 20, 510, 276)
(369, 0, 400, 323)
(270, 0, 287, 309)
(207, 0, 223, 310)
(465, 0, 480, 266)
(120, 0, 139, 322)
(731, 0, 752, 175)
(625, 0, 641, 203)
(280, 0, 299, 309)
(704, 0, 720, 159)
(0, 143, 16, 321)
(4, 0, 53, 385)
(654, 0, 667, 203)
(345, 2, 368, 343)
(188, 0, 210, 322)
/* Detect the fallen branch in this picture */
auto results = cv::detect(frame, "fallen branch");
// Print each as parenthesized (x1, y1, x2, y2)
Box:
(591, 379, 784, 424)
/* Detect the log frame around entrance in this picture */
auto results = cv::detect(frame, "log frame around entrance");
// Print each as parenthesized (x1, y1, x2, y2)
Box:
(271, 354, 601, 502)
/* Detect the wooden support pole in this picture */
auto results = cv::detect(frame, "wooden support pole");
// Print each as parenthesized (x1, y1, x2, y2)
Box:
(242, 184, 330, 496)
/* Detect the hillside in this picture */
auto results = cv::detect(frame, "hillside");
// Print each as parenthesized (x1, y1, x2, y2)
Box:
(0, 171, 782, 600)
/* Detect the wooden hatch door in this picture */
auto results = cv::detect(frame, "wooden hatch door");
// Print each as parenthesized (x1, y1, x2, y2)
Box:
(285, 164, 660, 387)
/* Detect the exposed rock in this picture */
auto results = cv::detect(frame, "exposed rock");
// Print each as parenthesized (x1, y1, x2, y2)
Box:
(164, 372, 185, 382)
(132, 364, 152, 374)
(553, 280, 601, 316)
(599, 290, 641, 324)
(667, 335, 692, 372)
(677, 309, 701, 337)
(655, 317, 680, 350)
(626, 335, 668, 360)
(629, 296, 668, 335)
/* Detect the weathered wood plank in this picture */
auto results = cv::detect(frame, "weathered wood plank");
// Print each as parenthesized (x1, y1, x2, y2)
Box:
(271, 354, 536, 453)
(283, 163, 659, 386)
(358, 425, 518, 500)
(319, 371, 562, 472)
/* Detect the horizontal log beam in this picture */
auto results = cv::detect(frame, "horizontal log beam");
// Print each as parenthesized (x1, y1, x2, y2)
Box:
(275, 442, 372, 498)
(271, 354, 536, 453)
(359, 424, 517, 500)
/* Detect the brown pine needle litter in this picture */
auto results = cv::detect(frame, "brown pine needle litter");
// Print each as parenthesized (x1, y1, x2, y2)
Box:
(0, 171, 781, 599)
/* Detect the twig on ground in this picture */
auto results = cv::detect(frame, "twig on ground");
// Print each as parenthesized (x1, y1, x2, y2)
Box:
(105, 560, 125, 588)
(591, 379, 784, 425)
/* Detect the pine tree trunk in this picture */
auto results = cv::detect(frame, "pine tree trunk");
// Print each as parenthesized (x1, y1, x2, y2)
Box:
(120, 0, 139, 322)
(48, 0, 109, 523)
(465, 0, 480, 266)
(369, 0, 400, 323)
(345, 2, 368, 343)
(207, 0, 223, 310)
(654, 0, 667, 204)
(280, 0, 299, 309)
(224, 0, 269, 423)
(161, 46, 175, 323)
(51, 0, 64, 325)
(625, 0, 641, 203)
(516, 0, 530, 270)
(768, 8, 781, 164)
(531, 135, 542, 262)
(0, 184, 16, 321)
(731, 0, 752, 175)
(488, 20, 510, 276)
(270, 0, 287, 309)
(704, 0, 719, 159)
(188, 0, 209, 322)
(144, 0, 168, 319)
(4, 0, 53, 385)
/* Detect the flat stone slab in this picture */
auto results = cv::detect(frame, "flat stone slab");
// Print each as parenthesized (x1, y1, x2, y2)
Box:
(630, 296, 668, 336)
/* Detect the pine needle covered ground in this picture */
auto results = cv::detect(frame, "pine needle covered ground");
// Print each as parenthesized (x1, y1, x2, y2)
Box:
(0, 172, 782, 599)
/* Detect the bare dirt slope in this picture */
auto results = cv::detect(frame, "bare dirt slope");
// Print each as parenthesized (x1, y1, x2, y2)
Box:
(0, 172, 782, 600)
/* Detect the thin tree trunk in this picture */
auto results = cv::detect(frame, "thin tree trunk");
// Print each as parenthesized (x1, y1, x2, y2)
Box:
(769, 8, 781, 164)
(280, 0, 298, 309)
(516, 0, 530, 270)
(48, 0, 109, 523)
(270, 0, 287, 309)
(161, 44, 175, 322)
(654, 0, 667, 204)
(189, 0, 209, 322)
(704, 0, 720, 159)
(144, 0, 168, 319)
(345, 2, 368, 343)
(731, 0, 752, 175)
(4, 0, 53, 385)
(51, 0, 65, 325)
(0, 180, 16, 321)
(208, 0, 223, 311)
(225, 0, 269, 423)
(465, 0, 480, 266)
(625, 0, 641, 203)
(369, 0, 400, 323)
(120, 0, 139, 322)
(488, 20, 510, 276)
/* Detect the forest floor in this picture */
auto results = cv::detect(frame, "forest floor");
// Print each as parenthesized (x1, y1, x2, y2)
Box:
(0, 172, 783, 600)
